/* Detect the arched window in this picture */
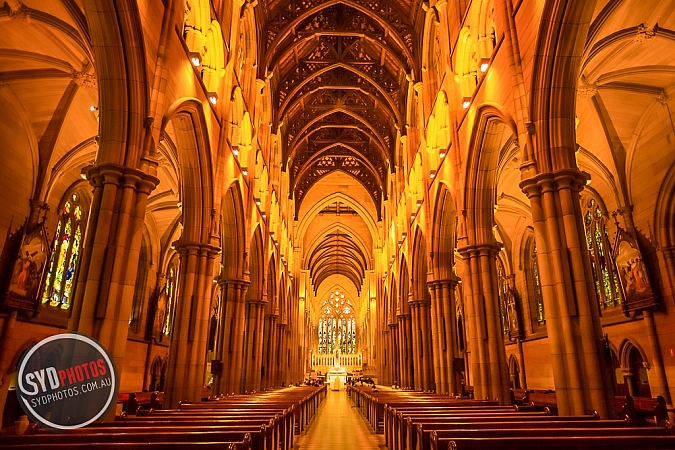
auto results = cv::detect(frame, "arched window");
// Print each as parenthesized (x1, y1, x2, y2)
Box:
(163, 259, 179, 336)
(581, 193, 621, 308)
(42, 191, 88, 309)
(129, 236, 149, 330)
(317, 289, 356, 354)
(532, 244, 545, 323)
(496, 258, 509, 335)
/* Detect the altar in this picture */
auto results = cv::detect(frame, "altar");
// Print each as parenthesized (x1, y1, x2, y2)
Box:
(326, 366, 347, 390)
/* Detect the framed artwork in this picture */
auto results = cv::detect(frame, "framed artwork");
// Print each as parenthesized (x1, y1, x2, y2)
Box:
(4, 224, 50, 314)
(612, 225, 658, 313)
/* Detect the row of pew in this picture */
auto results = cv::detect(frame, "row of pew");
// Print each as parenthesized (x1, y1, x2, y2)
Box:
(347, 385, 675, 450)
(1, 384, 326, 450)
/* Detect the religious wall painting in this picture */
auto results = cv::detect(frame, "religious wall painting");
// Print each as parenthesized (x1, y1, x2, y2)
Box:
(613, 225, 658, 313)
(3, 224, 49, 315)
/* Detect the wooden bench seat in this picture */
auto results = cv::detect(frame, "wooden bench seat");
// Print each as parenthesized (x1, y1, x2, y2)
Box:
(412, 419, 639, 450)
(0, 442, 244, 450)
(1, 430, 257, 449)
(430, 434, 675, 450)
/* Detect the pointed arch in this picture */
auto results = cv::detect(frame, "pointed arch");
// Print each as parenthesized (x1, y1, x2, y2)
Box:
(161, 98, 215, 244)
(247, 226, 265, 301)
(82, 0, 149, 166)
(431, 183, 457, 279)
(411, 227, 431, 301)
(463, 103, 517, 246)
(222, 182, 246, 280)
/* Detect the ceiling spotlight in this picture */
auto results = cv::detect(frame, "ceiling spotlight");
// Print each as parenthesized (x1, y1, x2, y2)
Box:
(90, 105, 98, 112)
(480, 57, 490, 73)
(189, 51, 202, 67)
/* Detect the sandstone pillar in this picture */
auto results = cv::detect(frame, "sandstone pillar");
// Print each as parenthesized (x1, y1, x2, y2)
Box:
(163, 241, 219, 407)
(520, 169, 615, 418)
(458, 244, 510, 403)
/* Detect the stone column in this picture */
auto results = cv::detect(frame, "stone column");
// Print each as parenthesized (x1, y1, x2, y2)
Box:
(262, 313, 278, 388)
(458, 244, 510, 404)
(409, 302, 421, 389)
(441, 279, 461, 395)
(428, 282, 444, 393)
(68, 163, 158, 395)
(242, 300, 266, 392)
(420, 299, 434, 390)
(277, 323, 287, 385)
(163, 242, 220, 408)
(410, 299, 434, 391)
(215, 279, 249, 395)
(405, 313, 414, 388)
(397, 314, 409, 388)
(520, 169, 615, 418)
(388, 323, 398, 386)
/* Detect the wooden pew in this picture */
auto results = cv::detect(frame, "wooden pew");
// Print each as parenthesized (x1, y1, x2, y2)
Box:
(9, 385, 327, 450)
(430, 433, 675, 450)
(1, 430, 255, 450)
(1, 443, 244, 450)
(413, 418, 637, 450)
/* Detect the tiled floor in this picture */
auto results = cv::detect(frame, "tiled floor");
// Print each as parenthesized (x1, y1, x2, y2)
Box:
(294, 389, 386, 450)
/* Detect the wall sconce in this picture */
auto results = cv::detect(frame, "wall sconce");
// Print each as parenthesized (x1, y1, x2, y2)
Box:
(401, 232, 407, 239)
(462, 97, 471, 109)
(242, 167, 248, 176)
(410, 213, 416, 221)
(480, 57, 490, 73)
(439, 151, 446, 159)
(232, 148, 239, 156)
(255, 197, 261, 206)
(189, 51, 202, 67)
(208, 92, 218, 105)
(429, 170, 437, 179)
(261, 212, 267, 220)
(90, 105, 98, 112)
(416, 200, 422, 208)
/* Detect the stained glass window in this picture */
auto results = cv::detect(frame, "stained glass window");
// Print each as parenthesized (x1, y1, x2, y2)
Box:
(532, 244, 545, 323)
(42, 193, 86, 309)
(163, 261, 179, 336)
(497, 259, 509, 334)
(317, 290, 356, 354)
(582, 194, 620, 308)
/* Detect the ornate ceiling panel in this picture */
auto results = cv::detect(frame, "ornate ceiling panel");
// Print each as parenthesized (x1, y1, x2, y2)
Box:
(264, 0, 417, 237)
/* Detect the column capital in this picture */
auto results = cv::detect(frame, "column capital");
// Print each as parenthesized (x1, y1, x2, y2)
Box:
(409, 299, 431, 307)
(85, 162, 160, 192)
(457, 243, 501, 258)
(219, 278, 251, 289)
(519, 168, 587, 198)
(428, 276, 460, 289)
(174, 241, 221, 258)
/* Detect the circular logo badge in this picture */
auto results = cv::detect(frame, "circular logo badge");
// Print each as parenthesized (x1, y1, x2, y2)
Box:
(16, 332, 119, 431)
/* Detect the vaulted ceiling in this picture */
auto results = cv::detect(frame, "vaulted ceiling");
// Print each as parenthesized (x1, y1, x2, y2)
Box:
(262, 0, 421, 220)
(262, 0, 422, 296)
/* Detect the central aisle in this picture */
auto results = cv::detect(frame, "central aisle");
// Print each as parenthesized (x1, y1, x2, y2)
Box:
(294, 388, 386, 450)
